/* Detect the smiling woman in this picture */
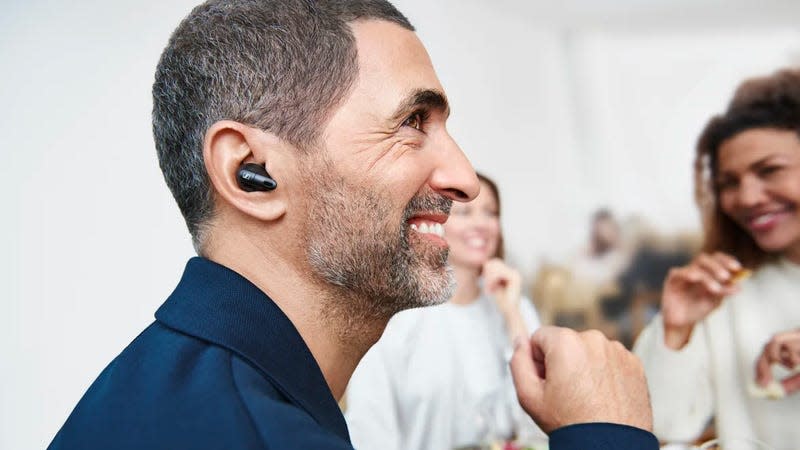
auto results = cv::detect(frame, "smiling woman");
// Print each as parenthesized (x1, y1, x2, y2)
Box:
(634, 68, 800, 448)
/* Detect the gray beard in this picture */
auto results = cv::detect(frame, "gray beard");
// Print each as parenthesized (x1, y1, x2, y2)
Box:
(303, 162, 455, 323)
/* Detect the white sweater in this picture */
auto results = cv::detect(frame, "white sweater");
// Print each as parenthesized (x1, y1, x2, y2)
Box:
(634, 259, 800, 450)
(345, 295, 546, 450)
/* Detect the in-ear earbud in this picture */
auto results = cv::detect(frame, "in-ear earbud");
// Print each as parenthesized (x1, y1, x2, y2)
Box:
(237, 163, 277, 192)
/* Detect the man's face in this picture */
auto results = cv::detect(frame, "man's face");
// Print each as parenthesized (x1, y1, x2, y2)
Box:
(300, 20, 478, 317)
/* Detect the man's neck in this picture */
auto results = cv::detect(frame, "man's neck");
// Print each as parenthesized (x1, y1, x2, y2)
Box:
(205, 228, 386, 400)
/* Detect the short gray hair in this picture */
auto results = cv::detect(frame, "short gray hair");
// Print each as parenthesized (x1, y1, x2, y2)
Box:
(152, 0, 413, 251)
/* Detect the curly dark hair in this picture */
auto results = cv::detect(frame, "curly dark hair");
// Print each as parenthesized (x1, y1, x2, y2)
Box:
(694, 68, 800, 268)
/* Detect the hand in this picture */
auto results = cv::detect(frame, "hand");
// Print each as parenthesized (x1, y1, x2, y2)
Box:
(510, 326, 653, 434)
(483, 258, 522, 317)
(661, 252, 742, 349)
(755, 328, 800, 395)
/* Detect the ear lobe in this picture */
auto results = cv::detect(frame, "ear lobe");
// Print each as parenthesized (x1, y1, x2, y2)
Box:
(203, 120, 288, 222)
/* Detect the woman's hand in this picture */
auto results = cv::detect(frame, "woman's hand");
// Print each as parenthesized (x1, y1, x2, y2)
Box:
(755, 328, 800, 396)
(483, 258, 522, 316)
(661, 252, 742, 349)
(483, 258, 526, 340)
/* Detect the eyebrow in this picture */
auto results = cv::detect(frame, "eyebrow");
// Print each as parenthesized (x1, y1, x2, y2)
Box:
(389, 88, 450, 122)
(750, 155, 785, 169)
(717, 155, 784, 179)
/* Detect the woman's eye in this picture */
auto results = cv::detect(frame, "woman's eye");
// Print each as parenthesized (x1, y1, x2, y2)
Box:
(402, 112, 425, 131)
(716, 178, 738, 192)
(759, 166, 782, 177)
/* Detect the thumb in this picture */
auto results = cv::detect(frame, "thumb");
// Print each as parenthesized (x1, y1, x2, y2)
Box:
(783, 372, 800, 396)
(510, 335, 545, 420)
(755, 354, 774, 386)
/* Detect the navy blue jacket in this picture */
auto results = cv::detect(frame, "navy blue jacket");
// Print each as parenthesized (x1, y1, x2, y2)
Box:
(49, 257, 658, 449)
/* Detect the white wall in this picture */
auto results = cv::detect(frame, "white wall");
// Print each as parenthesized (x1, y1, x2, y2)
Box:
(2, 1, 799, 448)
(1, 2, 199, 448)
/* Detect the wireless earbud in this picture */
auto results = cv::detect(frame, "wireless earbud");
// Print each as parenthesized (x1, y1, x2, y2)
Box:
(237, 163, 277, 192)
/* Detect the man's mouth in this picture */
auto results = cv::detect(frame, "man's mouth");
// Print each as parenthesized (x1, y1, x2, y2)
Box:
(410, 221, 445, 238)
(407, 214, 448, 242)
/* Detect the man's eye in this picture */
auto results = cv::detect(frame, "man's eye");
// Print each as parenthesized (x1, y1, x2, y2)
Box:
(402, 112, 425, 131)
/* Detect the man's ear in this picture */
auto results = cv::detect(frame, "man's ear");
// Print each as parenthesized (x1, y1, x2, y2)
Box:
(203, 120, 288, 222)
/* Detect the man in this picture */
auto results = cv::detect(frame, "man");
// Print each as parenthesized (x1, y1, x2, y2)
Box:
(49, 1, 658, 449)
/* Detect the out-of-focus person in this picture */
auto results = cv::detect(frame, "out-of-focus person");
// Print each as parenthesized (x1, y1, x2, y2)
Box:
(565, 209, 637, 343)
(345, 173, 547, 450)
(571, 208, 630, 286)
(634, 68, 800, 449)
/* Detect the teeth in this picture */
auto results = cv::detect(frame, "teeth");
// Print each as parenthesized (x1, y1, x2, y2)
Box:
(753, 213, 775, 226)
(410, 222, 445, 238)
(434, 223, 445, 237)
(467, 237, 486, 248)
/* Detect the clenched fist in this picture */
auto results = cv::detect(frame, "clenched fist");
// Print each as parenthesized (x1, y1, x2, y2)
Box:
(510, 326, 653, 434)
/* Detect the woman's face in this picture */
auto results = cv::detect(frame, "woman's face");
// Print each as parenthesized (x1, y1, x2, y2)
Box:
(444, 180, 501, 269)
(717, 128, 800, 258)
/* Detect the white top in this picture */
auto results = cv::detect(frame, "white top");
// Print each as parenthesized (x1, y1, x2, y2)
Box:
(345, 294, 545, 450)
(570, 247, 629, 285)
(634, 259, 800, 450)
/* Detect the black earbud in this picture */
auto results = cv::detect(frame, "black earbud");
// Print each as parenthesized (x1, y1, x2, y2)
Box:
(237, 163, 277, 192)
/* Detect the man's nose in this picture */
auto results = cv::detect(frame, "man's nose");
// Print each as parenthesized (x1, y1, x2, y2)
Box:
(428, 132, 479, 202)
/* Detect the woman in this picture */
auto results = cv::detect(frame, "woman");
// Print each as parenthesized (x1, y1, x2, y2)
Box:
(345, 173, 545, 450)
(634, 68, 800, 449)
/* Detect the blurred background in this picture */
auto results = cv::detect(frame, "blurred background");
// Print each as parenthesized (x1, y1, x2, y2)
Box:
(2, 0, 799, 448)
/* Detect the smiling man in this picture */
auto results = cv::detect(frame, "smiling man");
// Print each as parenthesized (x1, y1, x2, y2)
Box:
(48, 1, 657, 449)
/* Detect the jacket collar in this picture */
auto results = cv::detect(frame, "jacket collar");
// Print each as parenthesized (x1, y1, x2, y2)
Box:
(155, 257, 350, 443)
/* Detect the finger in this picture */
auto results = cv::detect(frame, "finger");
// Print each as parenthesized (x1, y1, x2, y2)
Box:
(766, 341, 783, 366)
(711, 251, 742, 273)
(755, 353, 774, 386)
(782, 373, 800, 396)
(773, 332, 800, 362)
(484, 264, 520, 296)
(790, 345, 800, 368)
(482, 258, 503, 275)
(529, 325, 564, 356)
(510, 335, 545, 418)
(779, 343, 800, 369)
(531, 341, 546, 379)
(696, 253, 733, 283)
(775, 331, 800, 350)
(483, 268, 504, 293)
(680, 266, 725, 296)
(483, 261, 505, 280)
(485, 262, 513, 281)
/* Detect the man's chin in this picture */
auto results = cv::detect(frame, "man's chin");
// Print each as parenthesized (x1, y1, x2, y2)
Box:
(406, 264, 455, 309)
